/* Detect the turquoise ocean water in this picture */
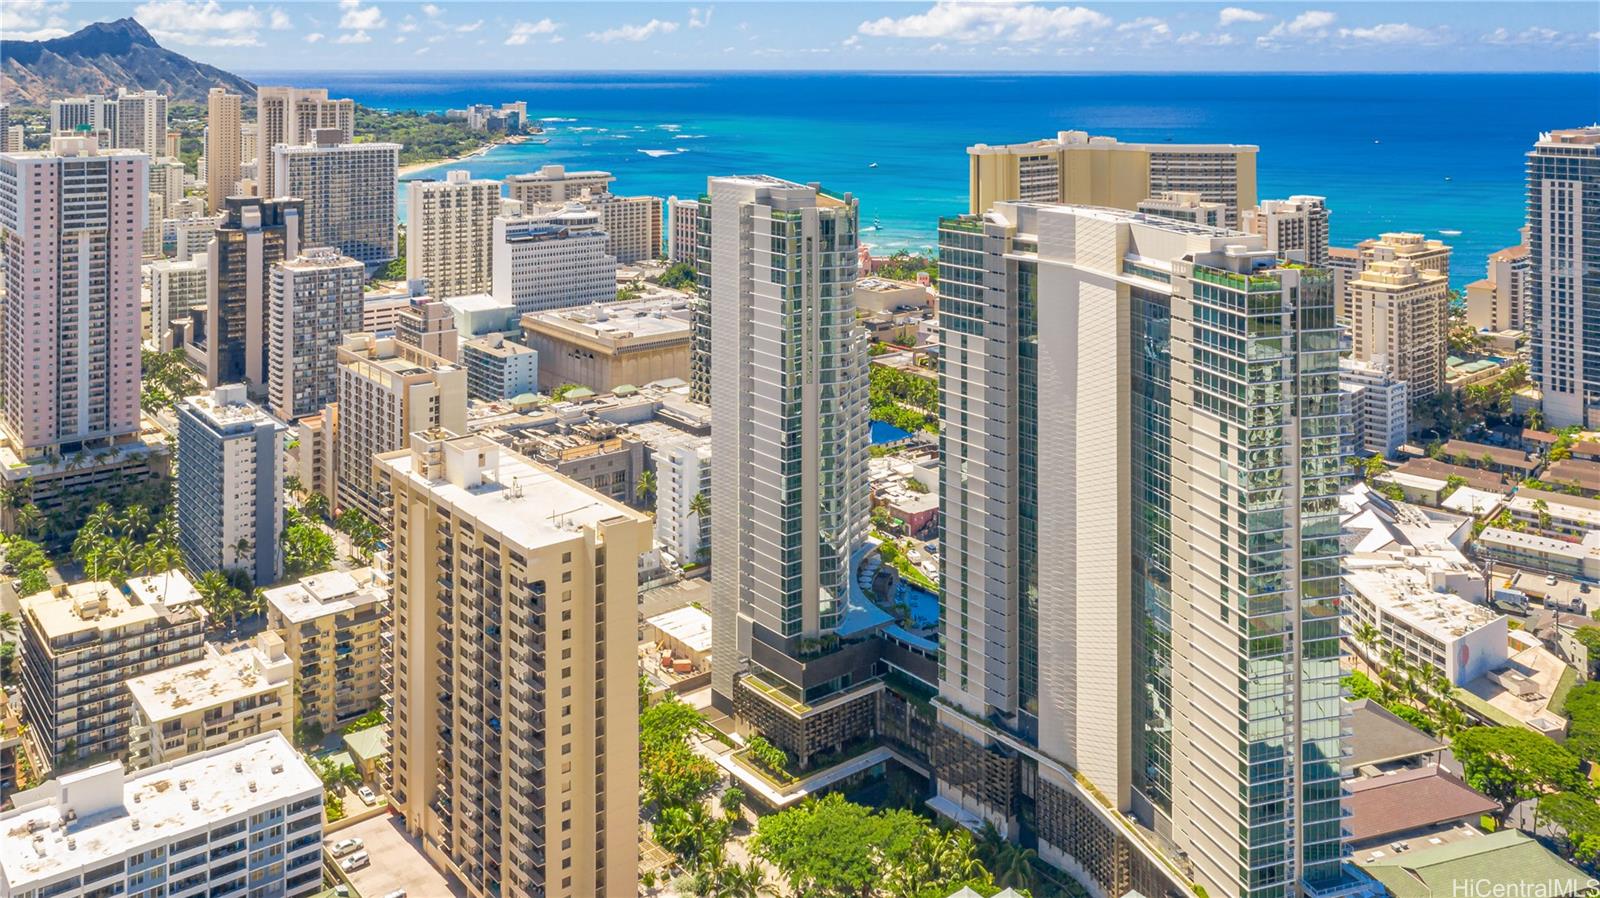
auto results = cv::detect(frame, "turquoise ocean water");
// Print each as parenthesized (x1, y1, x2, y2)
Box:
(242, 71, 1600, 289)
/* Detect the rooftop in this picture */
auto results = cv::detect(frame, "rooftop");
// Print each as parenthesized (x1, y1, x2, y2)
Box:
(1480, 527, 1600, 561)
(126, 638, 290, 723)
(262, 568, 386, 625)
(1544, 457, 1600, 492)
(377, 431, 647, 551)
(645, 605, 713, 655)
(342, 726, 389, 764)
(1359, 829, 1589, 898)
(1344, 699, 1445, 769)
(523, 298, 691, 343)
(1344, 563, 1502, 640)
(1345, 765, 1498, 845)
(1441, 439, 1534, 470)
(22, 575, 204, 644)
(1510, 488, 1600, 527)
(968, 129, 1257, 155)
(180, 384, 278, 432)
(0, 733, 318, 890)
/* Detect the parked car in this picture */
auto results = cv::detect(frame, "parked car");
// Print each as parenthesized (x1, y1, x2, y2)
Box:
(382, 891, 408, 898)
(329, 838, 363, 858)
(357, 785, 377, 804)
(340, 851, 370, 872)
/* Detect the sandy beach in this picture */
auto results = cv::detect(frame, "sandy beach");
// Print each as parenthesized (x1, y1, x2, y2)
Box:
(397, 143, 495, 177)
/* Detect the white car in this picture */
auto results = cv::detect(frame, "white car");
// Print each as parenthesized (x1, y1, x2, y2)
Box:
(329, 838, 363, 858)
(357, 785, 378, 804)
(340, 851, 370, 872)
(382, 891, 408, 898)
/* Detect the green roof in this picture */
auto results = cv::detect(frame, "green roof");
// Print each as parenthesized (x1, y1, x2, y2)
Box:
(342, 726, 389, 762)
(1360, 830, 1589, 898)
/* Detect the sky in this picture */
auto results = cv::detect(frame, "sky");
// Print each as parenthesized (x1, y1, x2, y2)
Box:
(4, 0, 1598, 72)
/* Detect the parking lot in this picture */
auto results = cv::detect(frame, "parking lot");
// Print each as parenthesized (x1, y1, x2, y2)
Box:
(327, 815, 467, 898)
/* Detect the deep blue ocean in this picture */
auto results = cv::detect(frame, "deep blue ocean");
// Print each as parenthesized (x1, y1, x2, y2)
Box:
(244, 70, 1600, 289)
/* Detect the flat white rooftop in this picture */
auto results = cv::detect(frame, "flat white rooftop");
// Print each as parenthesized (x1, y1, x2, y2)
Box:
(646, 605, 712, 654)
(0, 732, 318, 890)
(263, 568, 386, 625)
(23, 574, 203, 644)
(126, 643, 289, 723)
(1345, 563, 1503, 641)
(379, 435, 647, 551)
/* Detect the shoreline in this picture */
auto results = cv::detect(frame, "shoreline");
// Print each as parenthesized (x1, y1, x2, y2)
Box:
(396, 134, 531, 178)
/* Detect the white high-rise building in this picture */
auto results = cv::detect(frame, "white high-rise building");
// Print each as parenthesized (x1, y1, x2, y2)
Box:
(272, 131, 399, 264)
(49, 94, 117, 139)
(667, 196, 700, 264)
(1243, 194, 1330, 267)
(705, 176, 869, 711)
(0, 135, 146, 458)
(115, 89, 168, 157)
(268, 248, 366, 419)
(1350, 258, 1449, 403)
(176, 385, 285, 586)
(0, 733, 325, 898)
(653, 435, 711, 567)
(406, 170, 506, 298)
(149, 155, 186, 217)
(1340, 357, 1410, 457)
(491, 204, 616, 314)
(1528, 127, 1600, 428)
(257, 86, 357, 198)
(586, 192, 664, 263)
(932, 203, 1352, 898)
(149, 254, 209, 349)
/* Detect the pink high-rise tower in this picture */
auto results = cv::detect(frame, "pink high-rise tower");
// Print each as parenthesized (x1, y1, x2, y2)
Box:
(0, 134, 147, 458)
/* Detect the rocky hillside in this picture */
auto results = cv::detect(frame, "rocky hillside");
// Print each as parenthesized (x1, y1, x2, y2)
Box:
(1, 18, 255, 106)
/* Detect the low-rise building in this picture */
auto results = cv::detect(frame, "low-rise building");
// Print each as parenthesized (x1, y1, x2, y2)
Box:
(1380, 458, 1507, 506)
(521, 298, 692, 392)
(870, 454, 941, 539)
(1477, 528, 1600, 581)
(126, 633, 294, 769)
(1359, 829, 1589, 898)
(1441, 439, 1537, 479)
(1507, 487, 1600, 538)
(263, 568, 388, 734)
(1345, 557, 1506, 686)
(19, 574, 208, 767)
(0, 733, 324, 898)
(1345, 765, 1499, 855)
(1545, 457, 1600, 494)
(463, 332, 539, 400)
(444, 292, 521, 338)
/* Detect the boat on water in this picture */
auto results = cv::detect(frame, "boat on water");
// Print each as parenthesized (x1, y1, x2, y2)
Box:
(1439, 229, 1462, 236)
(869, 162, 878, 168)
(528, 137, 551, 144)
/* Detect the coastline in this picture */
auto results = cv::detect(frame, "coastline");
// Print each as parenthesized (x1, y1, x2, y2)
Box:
(397, 133, 532, 178)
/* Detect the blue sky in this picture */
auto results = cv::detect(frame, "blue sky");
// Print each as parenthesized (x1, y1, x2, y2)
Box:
(6, 1, 1598, 71)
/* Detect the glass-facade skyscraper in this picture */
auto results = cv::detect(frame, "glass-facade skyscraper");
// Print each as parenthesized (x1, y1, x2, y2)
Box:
(933, 203, 1363, 898)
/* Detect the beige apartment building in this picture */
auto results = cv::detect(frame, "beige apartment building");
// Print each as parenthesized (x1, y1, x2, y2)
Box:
(587, 192, 664, 263)
(1242, 195, 1330, 267)
(1351, 259, 1450, 402)
(377, 430, 651, 898)
(967, 129, 1258, 225)
(18, 573, 208, 766)
(206, 88, 241, 213)
(407, 171, 515, 298)
(520, 298, 690, 392)
(292, 403, 338, 508)
(257, 86, 357, 198)
(335, 333, 467, 523)
(396, 298, 461, 363)
(125, 633, 293, 770)
(1466, 231, 1531, 333)
(264, 568, 388, 733)
(505, 163, 614, 207)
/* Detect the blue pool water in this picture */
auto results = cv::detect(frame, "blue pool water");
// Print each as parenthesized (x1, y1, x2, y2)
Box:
(870, 421, 912, 445)
(896, 584, 940, 630)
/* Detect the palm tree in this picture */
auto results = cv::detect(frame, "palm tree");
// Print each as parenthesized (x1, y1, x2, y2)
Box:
(1353, 621, 1380, 661)
(194, 571, 236, 629)
(13, 504, 43, 541)
(122, 504, 151, 540)
(689, 490, 710, 521)
(233, 537, 253, 568)
(0, 612, 19, 641)
(636, 469, 658, 507)
(712, 862, 774, 898)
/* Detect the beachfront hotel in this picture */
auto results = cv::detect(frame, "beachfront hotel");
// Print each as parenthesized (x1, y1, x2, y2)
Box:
(1528, 126, 1600, 428)
(931, 203, 1358, 898)
(505, 163, 615, 207)
(966, 129, 1258, 226)
(376, 430, 652, 898)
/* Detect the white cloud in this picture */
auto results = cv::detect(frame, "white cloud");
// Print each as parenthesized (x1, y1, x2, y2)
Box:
(306, 31, 324, 42)
(393, 35, 405, 44)
(338, 0, 384, 31)
(335, 29, 371, 43)
(842, 34, 861, 48)
(398, 16, 416, 32)
(505, 18, 559, 45)
(415, 45, 430, 55)
(455, 19, 482, 33)
(1259, 9, 1335, 46)
(588, 19, 679, 43)
(420, 3, 440, 17)
(132, 0, 264, 46)
(269, 7, 290, 29)
(688, 6, 713, 29)
(857, 2, 1111, 44)
(549, 35, 564, 44)
(1481, 26, 1588, 47)
(1338, 23, 1448, 45)
(1218, 7, 1265, 27)
(1117, 16, 1169, 36)
(0, 0, 71, 40)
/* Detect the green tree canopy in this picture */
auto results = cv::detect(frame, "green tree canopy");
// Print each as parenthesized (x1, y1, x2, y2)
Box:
(1454, 726, 1586, 810)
